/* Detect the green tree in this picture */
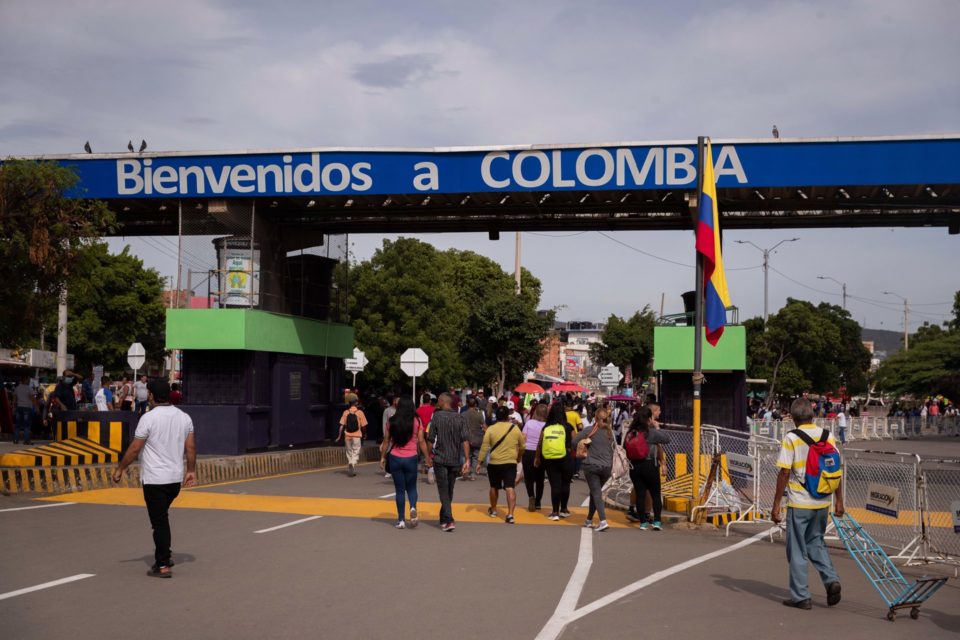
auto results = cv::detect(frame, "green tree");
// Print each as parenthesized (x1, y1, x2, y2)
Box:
(461, 291, 553, 395)
(347, 238, 548, 391)
(875, 292, 960, 400)
(54, 243, 167, 374)
(589, 308, 657, 381)
(0, 160, 114, 345)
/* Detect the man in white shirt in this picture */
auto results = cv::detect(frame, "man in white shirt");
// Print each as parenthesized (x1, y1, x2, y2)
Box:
(113, 380, 196, 578)
(835, 407, 847, 444)
(134, 375, 150, 415)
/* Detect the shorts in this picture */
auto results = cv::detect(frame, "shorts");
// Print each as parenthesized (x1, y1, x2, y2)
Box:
(487, 463, 518, 490)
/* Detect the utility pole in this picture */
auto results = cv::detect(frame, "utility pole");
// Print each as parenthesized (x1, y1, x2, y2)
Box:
(883, 291, 909, 351)
(817, 275, 847, 310)
(55, 287, 68, 374)
(514, 231, 522, 295)
(735, 237, 799, 326)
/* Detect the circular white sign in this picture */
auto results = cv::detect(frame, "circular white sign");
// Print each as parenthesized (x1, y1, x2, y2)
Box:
(400, 347, 429, 377)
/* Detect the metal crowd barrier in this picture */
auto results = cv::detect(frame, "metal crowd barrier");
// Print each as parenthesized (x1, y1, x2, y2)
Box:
(750, 416, 959, 443)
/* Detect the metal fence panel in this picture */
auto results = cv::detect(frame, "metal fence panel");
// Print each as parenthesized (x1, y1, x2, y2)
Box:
(919, 458, 960, 564)
(842, 449, 922, 559)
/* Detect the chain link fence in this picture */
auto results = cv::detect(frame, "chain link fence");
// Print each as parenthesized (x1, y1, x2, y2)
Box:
(919, 458, 960, 565)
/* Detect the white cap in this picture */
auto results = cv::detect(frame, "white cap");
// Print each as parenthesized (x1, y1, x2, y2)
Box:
(507, 400, 515, 409)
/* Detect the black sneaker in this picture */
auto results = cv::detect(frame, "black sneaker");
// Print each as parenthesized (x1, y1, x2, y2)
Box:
(782, 598, 811, 610)
(626, 509, 642, 523)
(505, 515, 515, 524)
(148, 564, 172, 579)
(826, 582, 841, 606)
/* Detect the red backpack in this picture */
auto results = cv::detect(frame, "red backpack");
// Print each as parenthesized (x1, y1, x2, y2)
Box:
(624, 429, 650, 461)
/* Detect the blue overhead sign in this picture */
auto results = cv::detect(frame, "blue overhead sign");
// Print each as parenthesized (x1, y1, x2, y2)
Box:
(37, 136, 960, 199)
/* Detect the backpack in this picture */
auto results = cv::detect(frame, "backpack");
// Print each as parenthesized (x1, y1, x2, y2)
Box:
(790, 429, 842, 498)
(541, 424, 567, 460)
(344, 410, 360, 434)
(624, 429, 650, 461)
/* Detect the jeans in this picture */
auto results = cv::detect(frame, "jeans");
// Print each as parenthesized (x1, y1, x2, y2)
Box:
(143, 483, 182, 568)
(389, 454, 418, 522)
(584, 464, 612, 522)
(15, 407, 32, 442)
(543, 457, 573, 513)
(135, 400, 149, 415)
(345, 437, 362, 466)
(521, 450, 545, 504)
(629, 460, 662, 521)
(786, 506, 839, 601)
(433, 463, 459, 524)
(469, 445, 481, 472)
(838, 427, 846, 444)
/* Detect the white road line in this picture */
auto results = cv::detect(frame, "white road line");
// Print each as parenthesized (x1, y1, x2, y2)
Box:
(253, 516, 323, 534)
(535, 528, 593, 640)
(378, 492, 397, 499)
(0, 502, 76, 513)
(535, 527, 777, 640)
(0, 574, 95, 601)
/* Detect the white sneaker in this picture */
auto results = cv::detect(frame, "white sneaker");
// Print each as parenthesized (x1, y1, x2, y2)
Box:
(395, 520, 406, 529)
(384, 473, 392, 478)
(583, 520, 594, 528)
(595, 520, 609, 532)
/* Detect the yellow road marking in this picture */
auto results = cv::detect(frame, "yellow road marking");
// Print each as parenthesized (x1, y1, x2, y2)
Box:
(40, 487, 636, 528)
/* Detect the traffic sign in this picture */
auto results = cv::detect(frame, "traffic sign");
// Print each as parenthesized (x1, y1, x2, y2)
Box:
(400, 348, 429, 377)
(127, 342, 146, 372)
(598, 363, 623, 387)
(400, 348, 429, 402)
(345, 348, 368, 373)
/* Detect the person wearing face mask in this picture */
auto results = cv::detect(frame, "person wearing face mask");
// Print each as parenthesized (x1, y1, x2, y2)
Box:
(50, 370, 79, 413)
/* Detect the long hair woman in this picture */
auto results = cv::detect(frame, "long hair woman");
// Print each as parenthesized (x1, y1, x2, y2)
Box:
(535, 403, 575, 521)
(380, 397, 429, 529)
(624, 405, 671, 530)
(521, 402, 549, 511)
(573, 404, 615, 531)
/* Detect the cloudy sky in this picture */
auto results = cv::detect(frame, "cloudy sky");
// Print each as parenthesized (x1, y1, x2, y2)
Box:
(2, 0, 958, 331)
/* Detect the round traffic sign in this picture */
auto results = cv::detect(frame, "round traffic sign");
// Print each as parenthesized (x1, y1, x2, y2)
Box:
(400, 348, 429, 377)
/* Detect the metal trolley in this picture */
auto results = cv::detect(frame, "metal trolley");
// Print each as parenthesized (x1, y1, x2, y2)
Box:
(830, 513, 948, 621)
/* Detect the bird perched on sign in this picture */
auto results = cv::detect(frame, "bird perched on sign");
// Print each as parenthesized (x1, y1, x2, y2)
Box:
(772, 125, 780, 139)
(139, 139, 147, 153)
(84, 141, 92, 153)
(127, 140, 135, 152)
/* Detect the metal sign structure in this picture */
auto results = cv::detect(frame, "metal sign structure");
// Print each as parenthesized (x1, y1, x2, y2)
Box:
(400, 348, 429, 402)
(344, 348, 368, 387)
(598, 363, 623, 388)
(127, 342, 146, 376)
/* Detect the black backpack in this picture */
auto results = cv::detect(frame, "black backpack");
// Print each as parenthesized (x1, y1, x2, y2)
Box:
(345, 411, 360, 434)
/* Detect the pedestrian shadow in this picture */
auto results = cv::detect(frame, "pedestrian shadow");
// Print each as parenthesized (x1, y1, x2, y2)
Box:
(711, 574, 790, 603)
(121, 552, 197, 568)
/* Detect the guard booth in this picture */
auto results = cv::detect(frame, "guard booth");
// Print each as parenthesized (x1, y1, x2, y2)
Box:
(653, 305, 747, 431)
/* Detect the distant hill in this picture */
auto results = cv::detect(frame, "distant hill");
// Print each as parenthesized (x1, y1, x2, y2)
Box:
(861, 328, 903, 356)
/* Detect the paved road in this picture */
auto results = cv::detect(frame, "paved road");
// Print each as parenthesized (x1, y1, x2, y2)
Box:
(2, 461, 958, 639)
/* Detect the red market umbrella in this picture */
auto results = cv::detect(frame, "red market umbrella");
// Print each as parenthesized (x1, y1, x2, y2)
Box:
(605, 394, 639, 403)
(551, 381, 586, 393)
(515, 382, 545, 394)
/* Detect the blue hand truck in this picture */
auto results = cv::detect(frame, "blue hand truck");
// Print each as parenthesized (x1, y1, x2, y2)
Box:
(830, 513, 948, 621)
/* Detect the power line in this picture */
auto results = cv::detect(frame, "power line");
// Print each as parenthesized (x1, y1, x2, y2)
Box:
(594, 231, 760, 271)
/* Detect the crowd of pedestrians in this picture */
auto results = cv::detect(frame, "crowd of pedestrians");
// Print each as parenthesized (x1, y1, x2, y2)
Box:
(364, 386, 667, 532)
(1, 369, 182, 444)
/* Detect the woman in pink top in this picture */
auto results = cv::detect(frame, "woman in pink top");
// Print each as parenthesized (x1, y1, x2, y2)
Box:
(380, 397, 429, 529)
(521, 403, 549, 511)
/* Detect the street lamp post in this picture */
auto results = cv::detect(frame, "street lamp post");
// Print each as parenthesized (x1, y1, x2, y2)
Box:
(817, 275, 847, 310)
(882, 291, 909, 351)
(735, 237, 800, 326)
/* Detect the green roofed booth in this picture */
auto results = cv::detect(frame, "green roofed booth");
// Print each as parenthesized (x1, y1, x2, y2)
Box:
(167, 308, 353, 455)
(653, 311, 747, 431)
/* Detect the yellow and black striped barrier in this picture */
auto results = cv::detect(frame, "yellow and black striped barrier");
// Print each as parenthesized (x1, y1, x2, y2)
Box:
(0, 438, 119, 467)
(55, 415, 129, 452)
(1, 444, 380, 495)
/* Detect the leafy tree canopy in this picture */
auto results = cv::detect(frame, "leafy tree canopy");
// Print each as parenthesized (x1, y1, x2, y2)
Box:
(745, 298, 870, 403)
(875, 291, 960, 400)
(0, 159, 114, 345)
(347, 237, 549, 392)
(589, 308, 657, 380)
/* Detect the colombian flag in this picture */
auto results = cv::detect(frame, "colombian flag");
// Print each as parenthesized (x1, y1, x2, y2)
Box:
(695, 140, 731, 346)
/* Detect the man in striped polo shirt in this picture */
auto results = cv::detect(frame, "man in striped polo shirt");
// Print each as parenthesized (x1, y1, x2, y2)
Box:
(772, 397, 844, 610)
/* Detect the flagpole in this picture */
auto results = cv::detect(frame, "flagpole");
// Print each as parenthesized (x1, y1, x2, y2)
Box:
(692, 135, 706, 511)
